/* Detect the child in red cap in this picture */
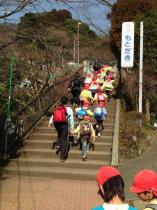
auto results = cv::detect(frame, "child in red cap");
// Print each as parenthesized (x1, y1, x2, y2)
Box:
(130, 169, 157, 210)
(92, 166, 137, 210)
(93, 87, 108, 105)
(79, 84, 93, 106)
(75, 100, 93, 119)
(93, 100, 107, 137)
(72, 115, 95, 161)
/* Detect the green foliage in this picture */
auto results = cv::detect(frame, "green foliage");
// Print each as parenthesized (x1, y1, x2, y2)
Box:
(150, 95, 157, 119)
(63, 65, 74, 76)
(19, 10, 72, 28)
(63, 51, 72, 60)
(19, 12, 40, 28)
(109, 0, 157, 58)
(0, 83, 5, 94)
(64, 19, 78, 33)
(135, 9, 157, 73)
(64, 19, 96, 38)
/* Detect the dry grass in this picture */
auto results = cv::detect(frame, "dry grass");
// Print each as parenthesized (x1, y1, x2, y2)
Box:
(119, 110, 153, 159)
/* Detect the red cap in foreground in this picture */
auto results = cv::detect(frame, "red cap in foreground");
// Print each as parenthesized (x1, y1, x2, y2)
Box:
(96, 166, 120, 186)
(130, 169, 157, 196)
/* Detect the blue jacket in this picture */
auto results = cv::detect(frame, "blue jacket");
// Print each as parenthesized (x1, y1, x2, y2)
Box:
(91, 205, 137, 210)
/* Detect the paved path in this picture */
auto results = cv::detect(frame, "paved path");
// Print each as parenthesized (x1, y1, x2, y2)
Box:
(0, 135, 156, 210)
(0, 176, 102, 210)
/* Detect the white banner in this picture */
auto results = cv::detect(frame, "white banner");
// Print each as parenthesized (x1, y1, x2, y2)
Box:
(121, 22, 134, 68)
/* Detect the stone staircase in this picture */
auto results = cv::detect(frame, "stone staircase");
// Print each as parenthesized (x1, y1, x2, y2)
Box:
(4, 99, 117, 180)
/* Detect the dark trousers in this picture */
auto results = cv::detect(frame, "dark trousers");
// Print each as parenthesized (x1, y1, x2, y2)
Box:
(54, 122, 69, 160)
(91, 90, 97, 98)
(95, 119, 104, 134)
(71, 89, 81, 105)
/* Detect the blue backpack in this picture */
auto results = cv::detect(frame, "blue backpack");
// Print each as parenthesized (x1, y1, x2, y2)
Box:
(94, 107, 106, 119)
(76, 108, 87, 119)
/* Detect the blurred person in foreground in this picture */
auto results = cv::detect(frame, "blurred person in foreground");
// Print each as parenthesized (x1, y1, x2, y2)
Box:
(91, 166, 137, 210)
(130, 169, 157, 210)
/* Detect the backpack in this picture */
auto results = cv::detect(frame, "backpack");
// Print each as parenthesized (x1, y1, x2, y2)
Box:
(90, 84, 98, 91)
(71, 77, 81, 87)
(80, 90, 90, 101)
(80, 121, 92, 136)
(146, 204, 157, 210)
(53, 106, 67, 123)
(76, 108, 87, 119)
(94, 107, 106, 119)
(97, 93, 105, 101)
(84, 77, 92, 84)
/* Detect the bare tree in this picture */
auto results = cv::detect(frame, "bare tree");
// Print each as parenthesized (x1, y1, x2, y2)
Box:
(0, 0, 38, 19)
(53, 0, 113, 7)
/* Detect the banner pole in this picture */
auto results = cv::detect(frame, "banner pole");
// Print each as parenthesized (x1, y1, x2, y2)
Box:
(139, 22, 144, 113)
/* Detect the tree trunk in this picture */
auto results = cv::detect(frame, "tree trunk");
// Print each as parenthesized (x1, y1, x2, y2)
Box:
(145, 99, 150, 122)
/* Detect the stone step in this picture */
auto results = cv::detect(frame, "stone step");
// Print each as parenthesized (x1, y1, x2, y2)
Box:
(24, 140, 112, 151)
(42, 118, 115, 126)
(9, 157, 110, 170)
(19, 148, 111, 161)
(28, 133, 113, 142)
(33, 127, 114, 136)
(4, 165, 98, 180)
(4, 83, 117, 180)
(40, 122, 114, 130)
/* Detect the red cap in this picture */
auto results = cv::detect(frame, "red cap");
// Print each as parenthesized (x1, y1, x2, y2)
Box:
(98, 101, 105, 107)
(83, 115, 90, 121)
(106, 77, 111, 82)
(130, 169, 157, 196)
(87, 73, 92, 78)
(96, 166, 120, 186)
(92, 81, 97, 85)
(83, 100, 90, 107)
(97, 87, 103, 93)
(83, 84, 90, 90)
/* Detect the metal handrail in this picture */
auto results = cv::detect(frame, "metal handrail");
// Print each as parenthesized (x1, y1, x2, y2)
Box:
(16, 66, 83, 139)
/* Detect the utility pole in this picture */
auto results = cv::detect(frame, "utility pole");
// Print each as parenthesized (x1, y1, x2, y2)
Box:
(77, 22, 81, 65)
(73, 35, 76, 63)
(139, 21, 144, 113)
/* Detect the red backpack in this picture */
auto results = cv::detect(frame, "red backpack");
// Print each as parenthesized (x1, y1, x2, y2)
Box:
(53, 105, 67, 123)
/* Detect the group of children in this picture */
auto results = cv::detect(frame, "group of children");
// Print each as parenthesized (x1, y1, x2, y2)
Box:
(71, 64, 116, 161)
(48, 63, 116, 162)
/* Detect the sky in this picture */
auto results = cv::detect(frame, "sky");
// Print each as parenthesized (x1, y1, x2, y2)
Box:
(1, 0, 117, 34)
